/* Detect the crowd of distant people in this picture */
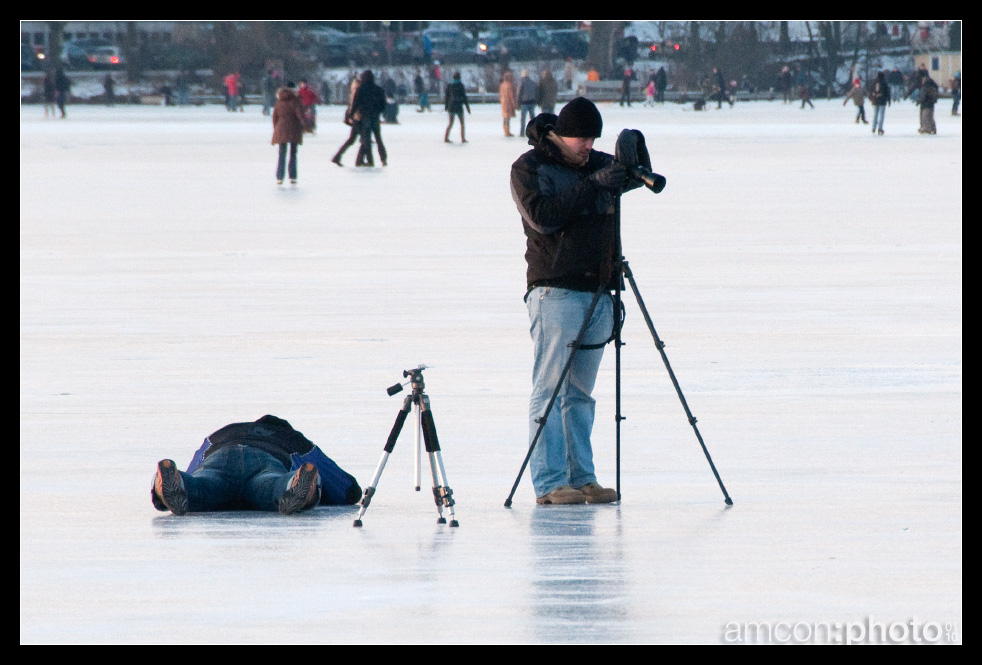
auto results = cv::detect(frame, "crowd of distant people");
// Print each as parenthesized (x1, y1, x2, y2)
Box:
(34, 57, 959, 144)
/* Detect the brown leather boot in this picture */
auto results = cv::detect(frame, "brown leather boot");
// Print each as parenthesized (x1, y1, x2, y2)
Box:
(575, 482, 619, 504)
(536, 485, 586, 505)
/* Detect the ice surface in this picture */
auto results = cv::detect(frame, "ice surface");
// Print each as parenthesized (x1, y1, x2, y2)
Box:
(21, 97, 961, 644)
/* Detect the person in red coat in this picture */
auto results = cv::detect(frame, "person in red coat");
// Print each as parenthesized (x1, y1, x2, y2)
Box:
(224, 71, 242, 112)
(296, 79, 320, 133)
(271, 83, 307, 185)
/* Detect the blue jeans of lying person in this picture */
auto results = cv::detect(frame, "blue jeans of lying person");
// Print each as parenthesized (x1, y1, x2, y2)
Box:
(181, 444, 298, 511)
(527, 286, 614, 498)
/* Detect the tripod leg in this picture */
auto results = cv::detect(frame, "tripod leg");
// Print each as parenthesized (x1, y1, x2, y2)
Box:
(614, 280, 624, 502)
(353, 395, 414, 526)
(420, 396, 458, 526)
(622, 260, 733, 505)
(414, 400, 422, 491)
(504, 284, 606, 507)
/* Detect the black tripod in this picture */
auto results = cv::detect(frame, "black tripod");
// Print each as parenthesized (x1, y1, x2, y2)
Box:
(354, 366, 459, 527)
(504, 192, 733, 508)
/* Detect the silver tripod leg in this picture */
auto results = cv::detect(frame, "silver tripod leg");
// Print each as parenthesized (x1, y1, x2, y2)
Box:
(352, 448, 391, 527)
(353, 393, 413, 527)
(428, 448, 457, 526)
(419, 394, 459, 527)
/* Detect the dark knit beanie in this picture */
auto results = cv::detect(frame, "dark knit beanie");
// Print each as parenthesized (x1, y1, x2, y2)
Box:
(555, 97, 603, 138)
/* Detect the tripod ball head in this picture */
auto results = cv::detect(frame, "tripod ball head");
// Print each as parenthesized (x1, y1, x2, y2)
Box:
(388, 365, 429, 395)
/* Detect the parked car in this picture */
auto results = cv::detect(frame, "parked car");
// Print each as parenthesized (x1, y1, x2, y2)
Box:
(38, 42, 92, 69)
(86, 45, 125, 69)
(430, 36, 475, 63)
(475, 34, 501, 61)
(476, 26, 551, 62)
(388, 32, 423, 65)
(546, 29, 589, 60)
(21, 43, 44, 71)
(423, 29, 474, 64)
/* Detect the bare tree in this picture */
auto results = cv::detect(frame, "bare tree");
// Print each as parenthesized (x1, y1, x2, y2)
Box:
(585, 21, 625, 78)
(46, 21, 64, 73)
(779, 21, 792, 55)
(816, 20, 843, 96)
(124, 22, 145, 82)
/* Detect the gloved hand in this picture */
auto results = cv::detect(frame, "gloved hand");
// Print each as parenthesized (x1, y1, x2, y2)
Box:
(588, 161, 630, 192)
(615, 129, 652, 172)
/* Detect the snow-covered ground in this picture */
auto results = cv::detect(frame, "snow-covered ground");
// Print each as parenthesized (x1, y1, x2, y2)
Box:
(20, 98, 961, 644)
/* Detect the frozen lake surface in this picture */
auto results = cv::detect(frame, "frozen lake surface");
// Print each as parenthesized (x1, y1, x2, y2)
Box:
(21, 97, 961, 644)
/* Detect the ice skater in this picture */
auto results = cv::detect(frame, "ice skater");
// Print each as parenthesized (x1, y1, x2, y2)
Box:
(350, 70, 388, 167)
(917, 73, 939, 134)
(869, 71, 891, 135)
(843, 78, 868, 125)
(332, 75, 363, 167)
(42, 69, 57, 117)
(499, 70, 518, 137)
(151, 415, 361, 515)
(271, 82, 307, 185)
(54, 67, 71, 118)
(443, 71, 470, 143)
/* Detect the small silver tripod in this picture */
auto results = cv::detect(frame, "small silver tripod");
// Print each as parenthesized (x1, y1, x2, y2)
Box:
(353, 366, 459, 527)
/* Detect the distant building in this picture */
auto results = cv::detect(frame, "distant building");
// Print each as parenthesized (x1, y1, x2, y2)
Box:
(914, 51, 962, 91)
(20, 21, 180, 50)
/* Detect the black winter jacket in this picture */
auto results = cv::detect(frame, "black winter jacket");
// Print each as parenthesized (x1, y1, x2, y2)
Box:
(351, 78, 387, 120)
(444, 81, 470, 114)
(511, 113, 639, 293)
(204, 415, 315, 468)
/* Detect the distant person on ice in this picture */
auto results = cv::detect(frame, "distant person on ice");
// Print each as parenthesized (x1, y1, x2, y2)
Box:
(443, 71, 470, 143)
(351, 69, 388, 167)
(843, 78, 868, 125)
(151, 415, 361, 515)
(271, 82, 307, 185)
(499, 70, 518, 137)
(510, 97, 646, 505)
(916, 72, 939, 135)
(869, 70, 891, 135)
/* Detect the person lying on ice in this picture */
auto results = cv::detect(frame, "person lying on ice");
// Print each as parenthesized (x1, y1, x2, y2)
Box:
(151, 415, 361, 515)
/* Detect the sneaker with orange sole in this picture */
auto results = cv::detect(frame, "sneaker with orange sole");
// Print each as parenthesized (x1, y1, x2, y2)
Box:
(278, 463, 321, 514)
(152, 459, 189, 515)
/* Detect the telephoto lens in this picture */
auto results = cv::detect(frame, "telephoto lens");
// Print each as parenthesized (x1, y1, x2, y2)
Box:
(629, 165, 667, 193)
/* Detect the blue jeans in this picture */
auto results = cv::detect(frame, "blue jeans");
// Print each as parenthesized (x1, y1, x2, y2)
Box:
(520, 103, 536, 136)
(872, 104, 886, 132)
(276, 143, 297, 181)
(527, 287, 614, 497)
(180, 444, 297, 511)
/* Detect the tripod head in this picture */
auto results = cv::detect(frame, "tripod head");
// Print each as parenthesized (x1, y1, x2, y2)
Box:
(386, 365, 429, 396)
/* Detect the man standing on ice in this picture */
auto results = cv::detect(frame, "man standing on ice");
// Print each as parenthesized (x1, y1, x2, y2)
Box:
(510, 97, 645, 505)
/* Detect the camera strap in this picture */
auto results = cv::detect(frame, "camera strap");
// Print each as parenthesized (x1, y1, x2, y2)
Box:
(578, 293, 624, 350)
